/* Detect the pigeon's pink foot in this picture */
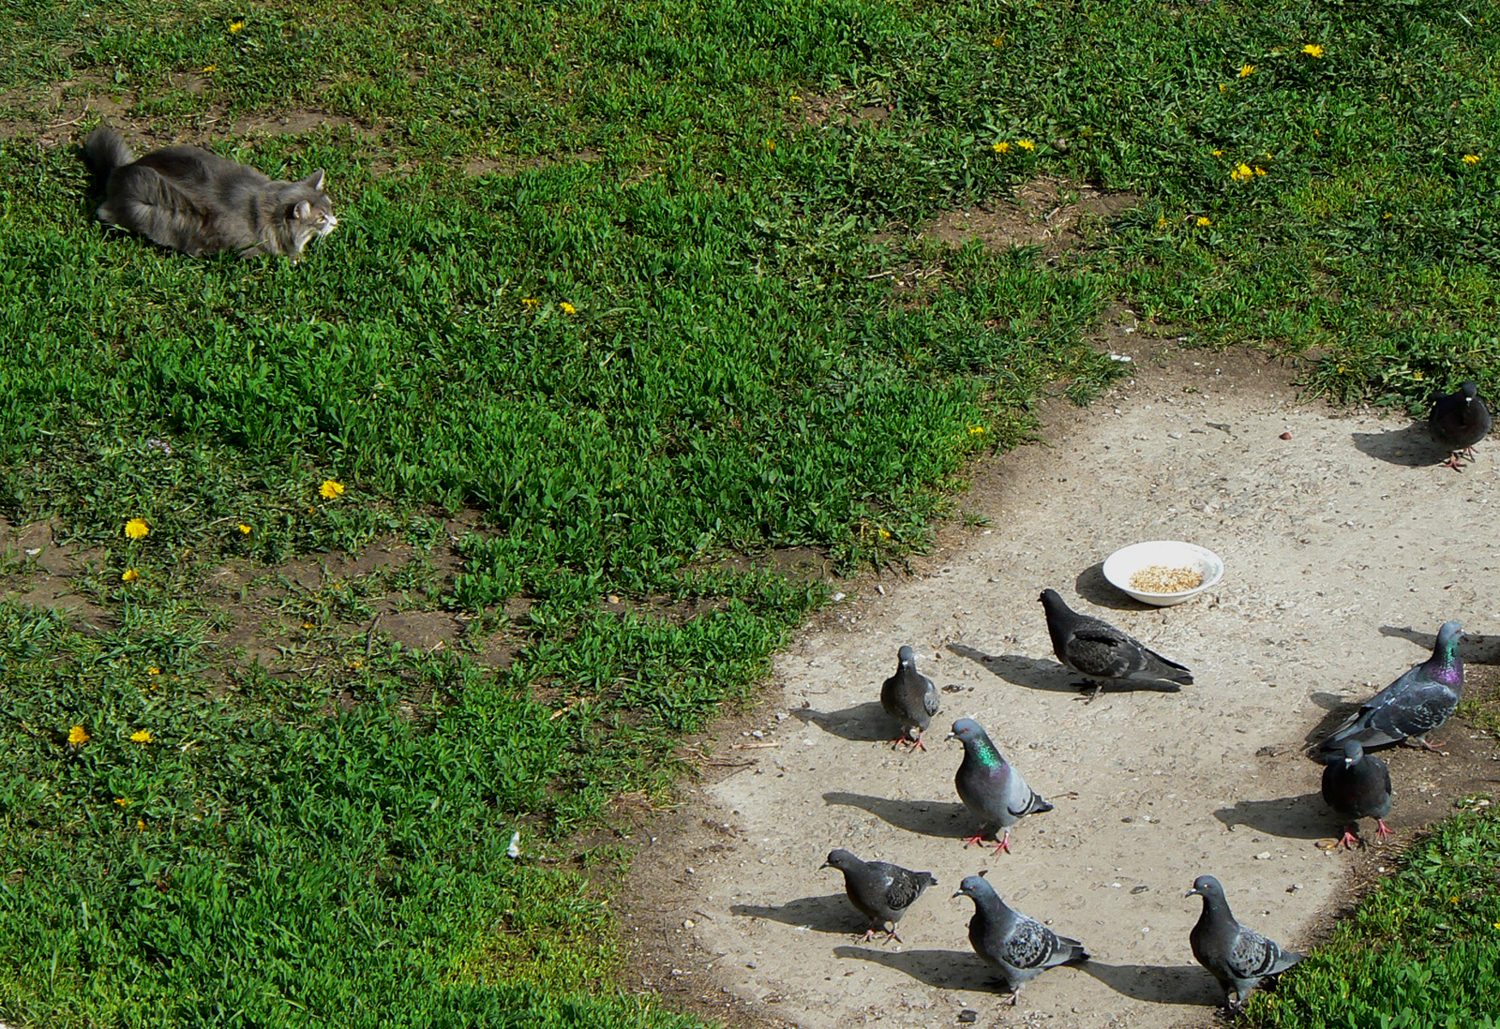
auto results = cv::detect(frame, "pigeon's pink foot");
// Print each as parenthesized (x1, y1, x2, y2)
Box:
(911, 733, 927, 753)
(1376, 819, 1395, 842)
(857, 926, 878, 943)
(1338, 827, 1363, 850)
(883, 926, 903, 944)
(990, 832, 1013, 856)
(890, 736, 914, 752)
(962, 833, 988, 849)
(1415, 736, 1443, 753)
(1443, 454, 1466, 471)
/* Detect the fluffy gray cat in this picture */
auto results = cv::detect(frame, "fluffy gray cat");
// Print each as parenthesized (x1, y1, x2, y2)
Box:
(83, 126, 338, 260)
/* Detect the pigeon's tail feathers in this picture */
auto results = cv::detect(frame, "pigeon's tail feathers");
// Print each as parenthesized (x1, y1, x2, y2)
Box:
(1141, 648, 1194, 684)
(1271, 949, 1304, 975)
(84, 126, 133, 180)
(1319, 711, 1398, 754)
(1059, 938, 1090, 965)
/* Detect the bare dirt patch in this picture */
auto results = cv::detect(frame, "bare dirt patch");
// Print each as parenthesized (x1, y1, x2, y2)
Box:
(923, 176, 1141, 260)
(622, 348, 1500, 1029)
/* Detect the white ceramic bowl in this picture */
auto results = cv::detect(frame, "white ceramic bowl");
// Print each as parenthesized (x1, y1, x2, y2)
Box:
(1102, 540, 1224, 606)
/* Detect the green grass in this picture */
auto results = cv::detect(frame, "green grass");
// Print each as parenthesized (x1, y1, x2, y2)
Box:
(3, 0, 1500, 1026)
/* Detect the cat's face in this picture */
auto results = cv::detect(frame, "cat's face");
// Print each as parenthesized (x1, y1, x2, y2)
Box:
(284, 170, 337, 257)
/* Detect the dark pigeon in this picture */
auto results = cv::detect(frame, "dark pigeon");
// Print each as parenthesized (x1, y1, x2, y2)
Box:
(1187, 875, 1302, 1010)
(947, 718, 1052, 855)
(1320, 739, 1393, 850)
(953, 873, 1087, 1005)
(821, 849, 937, 943)
(880, 645, 940, 751)
(1039, 589, 1193, 702)
(1429, 380, 1492, 471)
(1318, 621, 1463, 756)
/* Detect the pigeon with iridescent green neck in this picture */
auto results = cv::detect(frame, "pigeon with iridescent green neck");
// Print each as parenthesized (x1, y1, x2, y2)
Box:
(1318, 621, 1463, 756)
(947, 718, 1052, 855)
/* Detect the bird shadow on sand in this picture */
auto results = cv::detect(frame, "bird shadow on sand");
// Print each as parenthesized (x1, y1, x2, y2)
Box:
(791, 702, 897, 743)
(1351, 424, 1448, 468)
(947, 643, 1184, 698)
(822, 792, 971, 839)
(1379, 624, 1499, 665)
(1080, 962, 1222, 1006)
(833, 945, 1001, 991)
(1214, 792, 1335, 839)
(730, 894, 864, 935)
(1073, 562, 1153, 610)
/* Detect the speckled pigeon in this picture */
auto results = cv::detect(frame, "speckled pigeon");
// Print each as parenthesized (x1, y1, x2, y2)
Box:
(1320, 739, 1393, 850)
(1039, 589, 1193, 703)
(947, 718, 1052, 854)
(1318, 621, 1463, 756)
(821, 849, 937, 943)
(953, 873, 1088, 1005)
(1187, 875, 1302, 1010)
(1429, 380, 1492, 471)
(881, 645, 940, 751)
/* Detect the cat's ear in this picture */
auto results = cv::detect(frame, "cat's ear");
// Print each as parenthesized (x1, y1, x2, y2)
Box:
(301, 169, 325, 192)
(293, 200, 312, 221)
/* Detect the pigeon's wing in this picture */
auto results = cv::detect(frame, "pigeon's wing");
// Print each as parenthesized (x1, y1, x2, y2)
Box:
(922, 678, 941, 718)
(1227, 927, 1301, 980)
(1065, 628, 1142, 678)
(998, 914, 1057, 970)
(1001, 764, 1054, 819)
(1368, 678, 1458, 739)
(875, 865, 933, 914)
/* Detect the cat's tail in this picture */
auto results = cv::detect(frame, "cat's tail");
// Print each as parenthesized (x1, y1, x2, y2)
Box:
(83, 125, 134, 182)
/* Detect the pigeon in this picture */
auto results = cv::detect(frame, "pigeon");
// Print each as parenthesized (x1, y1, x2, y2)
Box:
(953, 873, 1088, 1005)
(1187, 875, 1302, 1010)
(880, 645, 941, 751)
(1429, 380, 1492, 471)
(1318, 621, 1463, 756)
(1039, 589, 1193, 702)
(947, 718, 1052, 854)
(821, 849, 937, 943)
(1320, 739, 1393, 850)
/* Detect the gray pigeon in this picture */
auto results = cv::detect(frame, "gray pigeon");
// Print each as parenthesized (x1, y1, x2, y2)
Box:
(954, 873, 1088, 1004)
(947, 718, 1052, 854)
(1318, 621, 1463, 756)
(821, 849, 937, 943)
(1187, 875, 1302, 1010)
(1039, 589, 1193, 703)
(880, 645, 941, 751)
(1429, 380, 1492, 470)
(1320, 739, 1393, 850)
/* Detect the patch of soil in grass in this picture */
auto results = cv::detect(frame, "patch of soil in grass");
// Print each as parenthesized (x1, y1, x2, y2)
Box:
(620, 345, 1500, 1029)
(923, 176, 1141, 259)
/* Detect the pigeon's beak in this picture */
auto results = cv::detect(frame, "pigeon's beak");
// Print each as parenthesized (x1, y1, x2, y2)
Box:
(1344, 756, 1357, 769)
(944, 731, 958, 742)
(1185, 887, 1200, 898)
(819, 861, 831, 870)
(950, 889, 964, 899)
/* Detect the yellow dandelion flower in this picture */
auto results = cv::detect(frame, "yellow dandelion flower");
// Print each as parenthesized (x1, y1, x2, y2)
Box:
(131, 729, 153, 744)
(1382, 213, 1392, 219)
(992, 141, 1010, 153)
(1413, 371, 1424, 381)
(114, 797, 130, 807)
(202, 64, 217, 73)
(237, 523, 253, 535)
(1255, 166, 1267, 176)
(137, 819, 146, 831)
(877, 528, 891, 540)
(763, 139, 776, 152)
(1211, 149, 1225, 156)
(1302, 44, 1324, 57)
(124, 518, 149, 539)
(990, 36, 1004, 48)
(967, 426, 986, 436)
(302, 622, 314, 630)
(1218, 83, 1227, 93)
(560, 302, 577, 315)
(1016, 139, 1036, 152)
(1231, 163, 1254, 182)
(1155, 215, 1168, 228)
(1197, 216, 1212, 227)
(122, 568, 140, 583)
(148, 666, 161, 676)
(229, 20, 245, 33)
(1463, 154, 1481, 165)
(319, 479, 345, 500)
(522, 297, 539, 308)
(1239, 64, 1256, 78)
(789, 94, 801, 102)
(68, 725, 90, 745)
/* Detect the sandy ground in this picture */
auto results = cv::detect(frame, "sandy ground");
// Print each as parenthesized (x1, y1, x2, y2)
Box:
(634, 351, 1500, 1029)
